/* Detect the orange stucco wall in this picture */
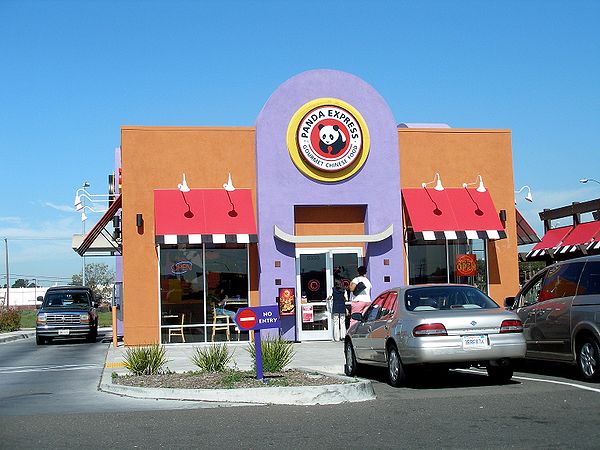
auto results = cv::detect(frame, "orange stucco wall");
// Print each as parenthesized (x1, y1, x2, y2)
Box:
(120, 127, 257, 345)
(398, 128, 519, 304)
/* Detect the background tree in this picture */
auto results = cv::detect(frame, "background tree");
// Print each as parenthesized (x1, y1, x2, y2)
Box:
(71, 263, 115, 301)
(11, 278, 29, 288)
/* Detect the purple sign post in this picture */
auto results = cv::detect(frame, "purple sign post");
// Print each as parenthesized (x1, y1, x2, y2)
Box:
(235, 305, 281, 380)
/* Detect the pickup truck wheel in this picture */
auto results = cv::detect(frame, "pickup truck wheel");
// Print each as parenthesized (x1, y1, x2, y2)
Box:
(577, 337, 600, 381)
(36, 335, 45, 345)
(86, 326, 98, 343)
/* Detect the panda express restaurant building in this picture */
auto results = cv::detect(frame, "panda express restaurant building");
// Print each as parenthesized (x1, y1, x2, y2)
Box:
(116, 69, 519, 345)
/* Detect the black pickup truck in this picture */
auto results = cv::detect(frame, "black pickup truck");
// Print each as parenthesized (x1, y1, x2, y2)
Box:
(36, 286, 99, 345)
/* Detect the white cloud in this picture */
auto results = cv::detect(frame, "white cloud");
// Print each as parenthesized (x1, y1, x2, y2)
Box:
(0, 217, 22, 224)
(44, 202, 75, 212)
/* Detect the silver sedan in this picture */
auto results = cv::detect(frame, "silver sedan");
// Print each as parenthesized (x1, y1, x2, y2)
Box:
(344, 284, 526, 386)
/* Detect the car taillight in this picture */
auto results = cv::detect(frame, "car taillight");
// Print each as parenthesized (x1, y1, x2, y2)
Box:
(413, 323, 448, 337)
(500, 319, 523, 333)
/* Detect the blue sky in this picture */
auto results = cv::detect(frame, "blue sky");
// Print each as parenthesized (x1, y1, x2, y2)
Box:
(1, 0, 599, 286)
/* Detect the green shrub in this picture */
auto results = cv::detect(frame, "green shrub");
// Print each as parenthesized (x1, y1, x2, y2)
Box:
(0, 308, 21, 332)
(191, 343, 233, 372)
(123, 344, 169, 376)
(246, 337, 295, 373)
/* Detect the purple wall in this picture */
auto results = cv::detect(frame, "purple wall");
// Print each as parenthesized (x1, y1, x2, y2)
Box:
(255, 69, 404, 340)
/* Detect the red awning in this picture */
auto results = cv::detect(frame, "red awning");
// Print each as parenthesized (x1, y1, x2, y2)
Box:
(402, 187, 506, 241)
(76, 195, 122, 256)
(516, 209, 541, 246)
(526, 225, 573, 260)
(555, 220, 600, 256)
(154, 189, 257, 245)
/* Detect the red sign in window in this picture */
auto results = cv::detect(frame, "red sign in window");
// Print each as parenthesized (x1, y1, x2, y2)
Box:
(456, 254, 478, 277)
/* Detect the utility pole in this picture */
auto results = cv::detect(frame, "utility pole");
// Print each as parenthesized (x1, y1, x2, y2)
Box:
(4, 238, 9, 307)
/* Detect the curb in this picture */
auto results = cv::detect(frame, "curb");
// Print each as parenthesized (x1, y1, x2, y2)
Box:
(99, 368, 375, 405)
(0, 331, 35, 344)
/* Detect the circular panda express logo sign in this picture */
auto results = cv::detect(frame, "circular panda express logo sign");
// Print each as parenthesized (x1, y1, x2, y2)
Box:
(287, 98, 370, 182)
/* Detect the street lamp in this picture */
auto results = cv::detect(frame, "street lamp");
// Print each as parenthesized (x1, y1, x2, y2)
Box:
(580, 178, 600, 186)
(515, 186, 533, 204)
(3, 237, 8, 307)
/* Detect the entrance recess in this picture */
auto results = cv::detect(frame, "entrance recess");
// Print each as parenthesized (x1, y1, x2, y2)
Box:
(296, 248, 362, 341)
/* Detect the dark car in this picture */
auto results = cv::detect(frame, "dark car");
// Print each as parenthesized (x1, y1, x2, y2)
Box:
(36, 286, 99, 345)
(506, 255, 600, 381)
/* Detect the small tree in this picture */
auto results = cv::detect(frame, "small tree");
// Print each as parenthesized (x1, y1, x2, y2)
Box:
(12, 278, 29, 288)
(71, 263, 115, 301)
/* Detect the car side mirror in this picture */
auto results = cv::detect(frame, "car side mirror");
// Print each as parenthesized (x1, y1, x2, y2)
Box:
(504, 296, 516, 308)
(351, 312, 363, 321)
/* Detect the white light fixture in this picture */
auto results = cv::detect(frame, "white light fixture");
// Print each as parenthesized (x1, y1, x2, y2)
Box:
(421, 172, 444, 191)
(462, 175, 486, 193)
(580, 178, 600, 185)
(81, 211, 87, 222)
(178, 174, 190, 192)
(223, 173, 235, 192)
(515, 185, 533, 204)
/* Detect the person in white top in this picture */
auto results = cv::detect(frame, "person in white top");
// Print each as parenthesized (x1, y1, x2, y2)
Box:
(349, 266, 372, 327)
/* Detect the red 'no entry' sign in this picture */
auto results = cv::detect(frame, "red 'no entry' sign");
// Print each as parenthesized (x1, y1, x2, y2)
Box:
(236, 309, 257, 330)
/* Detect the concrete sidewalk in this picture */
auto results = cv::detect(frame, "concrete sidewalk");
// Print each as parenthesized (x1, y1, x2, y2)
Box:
(0, 328, 35, 344)
(101, 340, 376, 405)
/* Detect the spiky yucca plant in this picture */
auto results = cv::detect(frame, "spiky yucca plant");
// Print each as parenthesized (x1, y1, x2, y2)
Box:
(123, 344, 168, 376)
(191, 343, 233, 372)
(246, 336, 295, 373)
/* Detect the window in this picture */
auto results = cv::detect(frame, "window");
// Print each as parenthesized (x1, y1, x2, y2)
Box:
(159, 244, 250, 343)
(519, 273, 545, 307)
(406, 286, 499, 311)
(539, 262, 584, 302)
(408, 238, 488, 293)
(364, 293, 388, 322)
(578, 261, 600, 296)
(381, 291, 398, 319)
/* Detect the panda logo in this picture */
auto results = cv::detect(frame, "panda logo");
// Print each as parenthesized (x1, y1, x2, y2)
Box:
(318, 124, 346, 156)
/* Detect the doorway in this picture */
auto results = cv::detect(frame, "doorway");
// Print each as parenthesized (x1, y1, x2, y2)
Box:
(295, 248, 362, 341)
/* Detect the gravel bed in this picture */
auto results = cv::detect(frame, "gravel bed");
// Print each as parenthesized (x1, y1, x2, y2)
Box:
(113, 369, 351, 389)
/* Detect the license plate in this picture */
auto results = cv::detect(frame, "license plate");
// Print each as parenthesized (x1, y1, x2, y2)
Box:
(462, 334, 488, 349)
(58, 329, 70, 336)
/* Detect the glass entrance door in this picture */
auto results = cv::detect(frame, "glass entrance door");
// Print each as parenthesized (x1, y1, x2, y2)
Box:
(296, 248, 362, 341)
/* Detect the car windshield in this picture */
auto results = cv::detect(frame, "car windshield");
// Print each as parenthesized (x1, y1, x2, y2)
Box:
(44, 291, 91, 308)
(405, 286, 499, 311)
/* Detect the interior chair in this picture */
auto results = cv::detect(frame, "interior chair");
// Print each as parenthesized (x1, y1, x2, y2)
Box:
(168, 314, 185, 343)
(211, 304, 231, 342)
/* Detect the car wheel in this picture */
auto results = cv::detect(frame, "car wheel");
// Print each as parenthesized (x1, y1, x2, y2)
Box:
(487, 361, 514, 384)
(577, 337, 600, 381)
(387, 345, 407, 387)
(36, 335, 45, 345)
(344, 340, 358, 376)
(86, 326, 98, 343)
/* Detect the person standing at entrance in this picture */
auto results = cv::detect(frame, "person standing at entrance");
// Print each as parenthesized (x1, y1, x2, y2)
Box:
(349, 266, 371, 327)
(331, 279, 347, 341)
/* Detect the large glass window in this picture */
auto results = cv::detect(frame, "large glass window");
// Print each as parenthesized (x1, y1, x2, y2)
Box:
(159, 245, 249, 344)
(539, 262, 584, 301)
(578, 261, 600, 296)
(408, 238, 489, 293)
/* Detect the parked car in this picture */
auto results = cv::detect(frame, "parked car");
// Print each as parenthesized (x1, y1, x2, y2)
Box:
(36, 286, 99, 345)
(505, 255, 600, 381)
(344, 284, 526, 386)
